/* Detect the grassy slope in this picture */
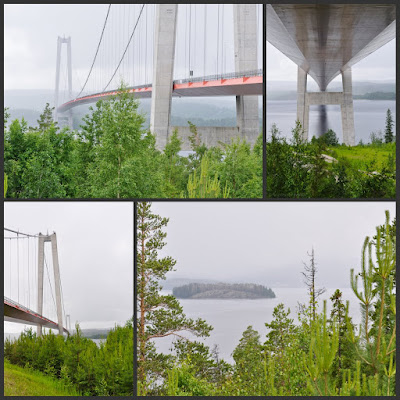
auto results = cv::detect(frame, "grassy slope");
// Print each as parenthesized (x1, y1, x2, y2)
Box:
(327, 144, 395, 170)
(4, 360, 80, 396)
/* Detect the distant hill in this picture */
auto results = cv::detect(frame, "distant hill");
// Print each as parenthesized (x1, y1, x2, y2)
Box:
(173, 282, 276, 299)
(353, 91, 395, 100)
(4, 89, 262, 129)
(81, 328, 111, 339)
(267, 81, 395, 100)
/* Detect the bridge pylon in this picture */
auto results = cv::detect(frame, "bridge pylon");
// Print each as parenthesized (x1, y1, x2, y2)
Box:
(37, 233, 64, 336)
(54, 36, 73, 129)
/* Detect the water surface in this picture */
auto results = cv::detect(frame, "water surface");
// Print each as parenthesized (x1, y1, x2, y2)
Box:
(267, 100, 396, 144)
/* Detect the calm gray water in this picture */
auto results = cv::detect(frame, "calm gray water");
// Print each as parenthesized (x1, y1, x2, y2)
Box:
(267, 100, 396, 144)
(156, 287, 361, 363)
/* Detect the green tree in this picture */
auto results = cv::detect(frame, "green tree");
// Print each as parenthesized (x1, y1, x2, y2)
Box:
(230, 326, 264, 395)
(185, 156, 229, 198)
(384, 109, 394, 143)
(348, 211, 396, 394)
(329, 289, 355, 379)
(162, 129, 188, 197)
(305, 301, 339, 396)
(37, 103, 57, 131)
(136, 202, 212, 394)
(80, 84, 163, 198)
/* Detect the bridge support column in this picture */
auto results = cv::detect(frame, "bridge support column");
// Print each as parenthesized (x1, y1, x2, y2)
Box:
(150, 4, 178, 151)
(296, 67, 355, 145)
(50, 233, 64, 336)
(297, 67, 309, 141)
(341, 68, 355, 146)
(233, 4, 259, 146)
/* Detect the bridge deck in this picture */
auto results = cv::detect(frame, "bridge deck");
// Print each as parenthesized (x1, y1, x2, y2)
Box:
(4, 297, 69, 335)
(57, 72, 262, 113)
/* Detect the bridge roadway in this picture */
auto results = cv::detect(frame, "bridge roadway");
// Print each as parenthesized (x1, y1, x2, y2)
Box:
(4, 297, 69, 335)
(57, 70, 262, 113)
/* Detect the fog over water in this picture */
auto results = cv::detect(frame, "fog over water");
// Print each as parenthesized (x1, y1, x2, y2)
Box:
(156, 287, 361, 363)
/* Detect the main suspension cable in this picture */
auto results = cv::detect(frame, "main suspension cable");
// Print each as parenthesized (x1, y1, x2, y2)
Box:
(76, 4, 111, 99)
(103, 4, 145, 92)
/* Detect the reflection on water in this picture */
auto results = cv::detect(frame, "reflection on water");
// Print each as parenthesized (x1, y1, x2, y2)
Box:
(317, 104, 328, 137)
(267, 99, 396, 143)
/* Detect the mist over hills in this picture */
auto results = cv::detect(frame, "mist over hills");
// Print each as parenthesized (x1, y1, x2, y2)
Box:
(164, 270, 351, 290)
(267, 80, 395, 100)
(4, 89, 262, 130)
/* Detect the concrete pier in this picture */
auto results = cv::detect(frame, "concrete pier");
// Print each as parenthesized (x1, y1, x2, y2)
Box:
(296, 66, 355, 145)
(150, 4, 178, 151)
(233, 4, 259, 146)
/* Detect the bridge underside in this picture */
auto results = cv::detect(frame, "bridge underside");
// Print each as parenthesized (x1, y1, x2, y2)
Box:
(267, 4, 395, 90)
(267, 4, 395, 144)
(4, 300, 69, 335)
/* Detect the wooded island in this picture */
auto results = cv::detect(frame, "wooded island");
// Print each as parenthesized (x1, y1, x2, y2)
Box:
(173, 283, 276, 299)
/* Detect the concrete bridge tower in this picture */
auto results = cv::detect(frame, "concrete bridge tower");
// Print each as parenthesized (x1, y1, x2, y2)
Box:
(37, 233, 64, 336)
(151, 4, 259, 150)
(54, 36, 73, 129)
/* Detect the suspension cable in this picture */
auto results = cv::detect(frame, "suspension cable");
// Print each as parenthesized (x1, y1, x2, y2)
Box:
(188, 4, 191, 76)
(76, 4, 111, 99)
(217, 4, 220, 76)
(17, 233, 19, 303)
(28, 236, 30, 309)
(9, 239, 12, 298)
(103, 4, 145, 92)
(4, 227, 39, 238)
(44, 251, 57, 313)
(203, 4, 206, 76)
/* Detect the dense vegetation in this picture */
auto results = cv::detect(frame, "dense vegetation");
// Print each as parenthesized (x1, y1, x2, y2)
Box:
(173, 283, 276, 299)
(3, 86, 262, 199)
(4, 321, 133, 396)
(266, 116, 395, 198)
(138, 203, 396, 396)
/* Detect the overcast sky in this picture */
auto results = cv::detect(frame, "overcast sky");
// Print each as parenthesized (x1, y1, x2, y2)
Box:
(4, 4, 263, 94)
(150, 202, 395, 290)
(4, 202, 133, 334)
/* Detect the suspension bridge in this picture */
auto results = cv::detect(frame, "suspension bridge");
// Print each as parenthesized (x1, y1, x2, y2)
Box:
(54, 4, 263, 150)
(4, 228, 70, 336)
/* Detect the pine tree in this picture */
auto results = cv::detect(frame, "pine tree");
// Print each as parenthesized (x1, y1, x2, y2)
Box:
(349, 210, 396, 390)
(384, 109, 394, 143)
(329, 289, 355, 377)
(136, 202, 212, 394)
